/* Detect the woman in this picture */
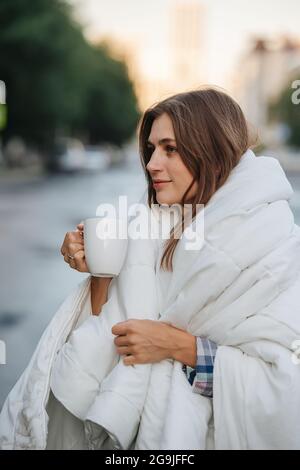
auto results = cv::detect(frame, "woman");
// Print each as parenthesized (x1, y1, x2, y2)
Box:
(1, 87, 300, 450)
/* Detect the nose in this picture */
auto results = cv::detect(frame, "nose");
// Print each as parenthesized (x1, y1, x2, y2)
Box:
(146, 148, 164, 174)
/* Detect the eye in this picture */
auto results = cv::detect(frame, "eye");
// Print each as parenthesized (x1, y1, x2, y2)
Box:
(165, 145, 177, 154)
(146, 144, 177, 155)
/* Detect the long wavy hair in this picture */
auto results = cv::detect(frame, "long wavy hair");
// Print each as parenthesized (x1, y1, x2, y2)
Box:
(138, 86, 256, 271)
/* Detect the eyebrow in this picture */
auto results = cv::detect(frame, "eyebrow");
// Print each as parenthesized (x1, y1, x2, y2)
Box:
(147, 138, 176, 145)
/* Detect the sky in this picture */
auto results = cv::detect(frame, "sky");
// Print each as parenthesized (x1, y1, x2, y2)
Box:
(70, 0, 300, 87)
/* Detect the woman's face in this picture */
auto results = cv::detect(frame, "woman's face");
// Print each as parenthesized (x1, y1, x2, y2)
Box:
(146, 113, 198, 205)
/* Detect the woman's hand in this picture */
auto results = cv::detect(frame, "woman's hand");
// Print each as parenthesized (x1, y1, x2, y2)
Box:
(60, 223, 89, 272)
(111, 319, 197, 367)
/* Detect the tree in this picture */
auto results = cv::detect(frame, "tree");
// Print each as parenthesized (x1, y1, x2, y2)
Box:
(0, 0, 140, 163)
(81, 43, 140, 146)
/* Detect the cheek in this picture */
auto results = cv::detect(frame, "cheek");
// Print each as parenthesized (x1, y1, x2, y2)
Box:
(158, 159, 196, 203)
(173, 165, 194, 191)
(169, 159, 189, 181)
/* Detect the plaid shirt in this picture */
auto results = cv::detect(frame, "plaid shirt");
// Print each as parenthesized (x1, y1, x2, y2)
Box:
(182, 337, 218, 398)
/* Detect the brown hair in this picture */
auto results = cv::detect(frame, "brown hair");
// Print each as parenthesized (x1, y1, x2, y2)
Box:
(138, 86, 254, 271)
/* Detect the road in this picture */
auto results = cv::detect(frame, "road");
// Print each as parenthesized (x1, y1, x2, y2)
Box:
(1, 160, 300, 408)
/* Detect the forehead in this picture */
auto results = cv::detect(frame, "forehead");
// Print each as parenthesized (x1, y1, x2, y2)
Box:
(149, 113, 175, 139)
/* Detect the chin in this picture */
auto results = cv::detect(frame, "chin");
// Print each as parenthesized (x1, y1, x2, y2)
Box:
(156, 193, 179, 206)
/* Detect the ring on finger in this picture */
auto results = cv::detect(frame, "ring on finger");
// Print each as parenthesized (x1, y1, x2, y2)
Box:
(69, 258, 77, 269)
(67, 254, 75, 260)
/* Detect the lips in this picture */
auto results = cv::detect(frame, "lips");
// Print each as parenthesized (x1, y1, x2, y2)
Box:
(152, 180, 172, 189)
(152, 179, 172, 183)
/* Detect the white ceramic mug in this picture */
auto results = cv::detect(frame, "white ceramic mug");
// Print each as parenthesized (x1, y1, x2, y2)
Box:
(83, 217, 128, 277)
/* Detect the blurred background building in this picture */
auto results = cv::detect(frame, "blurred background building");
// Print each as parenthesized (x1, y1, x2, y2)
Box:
(167, 0, 207, 95)
(233, 37, 300, 146)
(89, 1, 207, 110)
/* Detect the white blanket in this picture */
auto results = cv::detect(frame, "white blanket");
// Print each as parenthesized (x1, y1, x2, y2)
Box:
(1, 148, 300, 450)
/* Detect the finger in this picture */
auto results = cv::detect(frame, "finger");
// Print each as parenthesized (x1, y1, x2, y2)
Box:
(61, 242, 83, 260)
(68, 242, 84, 256)
(76, 222, 84, 232)
(63, 253, 71, 264)
(71, 232, 84, 244)
(61, 231, 83, 256)
(123, 355, 136, 366)
(76, 224, 84, 239)
(111, 321, 130, 336)
(68, 258, 77, 270)
(73, 249, 85, 260)
(114, 335, 130, 347)
(73, 250, 88, 272)
(61, 238, 68, 256)
(124, 353, 147, 366)
(116, 345, 131, 355)
(63, 253, 77, 268)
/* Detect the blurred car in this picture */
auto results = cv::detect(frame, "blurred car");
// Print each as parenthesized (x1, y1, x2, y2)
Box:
(48, 139, 112, 174)
(49, 137, 87, 173)
(57, 138, 86, 172)
(83, 146, 111, 172)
